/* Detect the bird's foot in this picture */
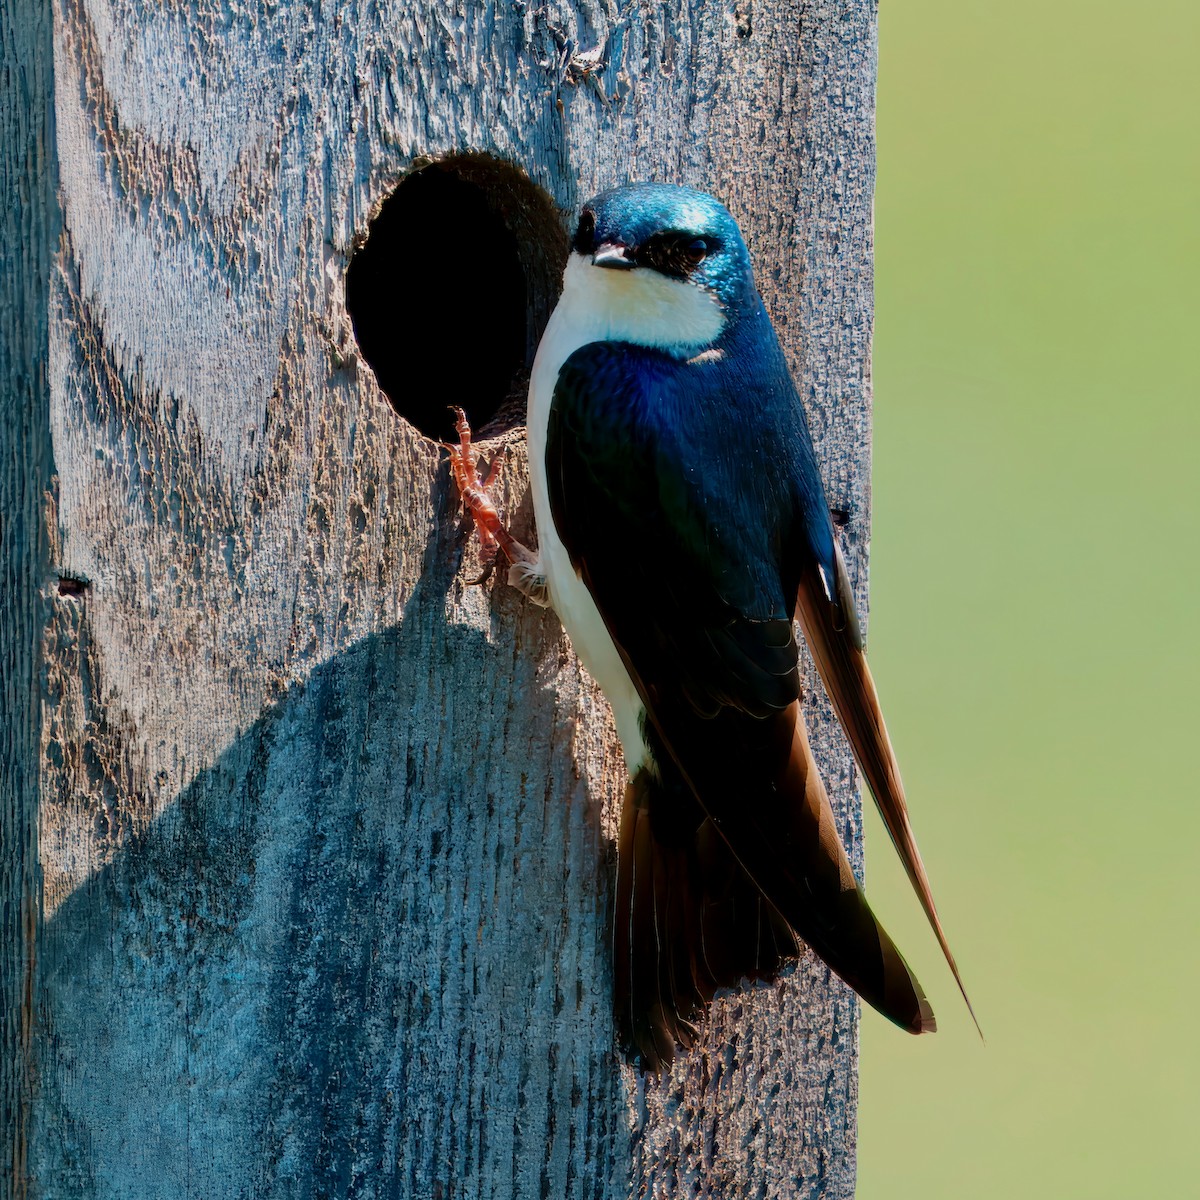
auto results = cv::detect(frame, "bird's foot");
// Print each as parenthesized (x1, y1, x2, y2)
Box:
(445, 406, 507, 566)
(444, 407, 547, 602)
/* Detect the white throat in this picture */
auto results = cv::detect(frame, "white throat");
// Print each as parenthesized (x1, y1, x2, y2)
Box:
(550, 252, 726, 354)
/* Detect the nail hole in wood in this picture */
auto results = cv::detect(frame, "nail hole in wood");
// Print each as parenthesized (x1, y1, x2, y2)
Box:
(57, 575, 91, 597)
(346, 155, 567, 443)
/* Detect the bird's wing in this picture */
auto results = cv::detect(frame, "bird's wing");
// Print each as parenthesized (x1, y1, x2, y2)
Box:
(793, 524, 981, 1034)
(546, 341, 934, 1037)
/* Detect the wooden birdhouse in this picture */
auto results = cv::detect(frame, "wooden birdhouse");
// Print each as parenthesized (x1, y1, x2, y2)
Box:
(3, 1, 878, 1194)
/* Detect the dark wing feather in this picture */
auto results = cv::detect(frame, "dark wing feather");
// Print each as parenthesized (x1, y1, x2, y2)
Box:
(795, 543, 982, 1035)
(547, 339, 934, 1063)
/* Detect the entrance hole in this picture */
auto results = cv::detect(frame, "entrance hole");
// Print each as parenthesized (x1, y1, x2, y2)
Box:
(345, 156, 566, 442)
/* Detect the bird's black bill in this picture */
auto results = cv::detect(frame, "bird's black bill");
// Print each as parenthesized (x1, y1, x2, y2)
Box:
(592, 243, 637, 270)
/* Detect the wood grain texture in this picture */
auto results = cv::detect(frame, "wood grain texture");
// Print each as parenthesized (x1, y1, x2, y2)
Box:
(2, 0, 58, 1195)
(7, 0, 880, 1194)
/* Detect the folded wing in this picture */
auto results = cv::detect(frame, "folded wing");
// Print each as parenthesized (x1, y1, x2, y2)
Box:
(546, 341, 937, 1065)
(794, 543, 981, 1035)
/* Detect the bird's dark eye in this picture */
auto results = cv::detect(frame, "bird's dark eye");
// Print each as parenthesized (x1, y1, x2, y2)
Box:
(573, 210, 596, 255)
(637, 232, 714, 277)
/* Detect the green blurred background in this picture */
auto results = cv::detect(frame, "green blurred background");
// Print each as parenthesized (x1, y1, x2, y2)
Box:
(860, 1, 1199, 1195)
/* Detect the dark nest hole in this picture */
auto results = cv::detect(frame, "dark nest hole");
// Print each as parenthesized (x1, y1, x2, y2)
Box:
(346, 156, 568, 442)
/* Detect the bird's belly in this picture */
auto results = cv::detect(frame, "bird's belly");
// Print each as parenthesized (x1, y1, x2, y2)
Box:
(541, 528, 649, 774)
(527, 308, 650, 774)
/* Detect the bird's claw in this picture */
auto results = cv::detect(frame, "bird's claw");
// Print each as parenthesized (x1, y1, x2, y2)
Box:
(445, 405, 504, 562)
(444, 407, 538, 579)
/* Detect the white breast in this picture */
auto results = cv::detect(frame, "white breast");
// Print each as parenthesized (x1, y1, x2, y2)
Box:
(525, 254, 726, 773)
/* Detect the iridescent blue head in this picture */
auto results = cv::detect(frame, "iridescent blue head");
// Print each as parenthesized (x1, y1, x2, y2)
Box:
(571, 183, 757, 313)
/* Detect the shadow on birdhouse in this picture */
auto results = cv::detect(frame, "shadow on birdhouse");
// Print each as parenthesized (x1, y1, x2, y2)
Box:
(346, 155, 567, 443)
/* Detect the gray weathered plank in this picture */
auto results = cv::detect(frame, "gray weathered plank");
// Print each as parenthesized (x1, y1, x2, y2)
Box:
(5, 0, 879, 1195)
(2, 0, 58, 1192)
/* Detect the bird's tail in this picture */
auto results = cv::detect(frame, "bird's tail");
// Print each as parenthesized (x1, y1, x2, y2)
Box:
(614, 705, 936, 1071)
(613, 768, 799, 1072)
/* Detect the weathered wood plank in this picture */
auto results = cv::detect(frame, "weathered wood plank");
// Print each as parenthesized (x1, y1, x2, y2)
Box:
(10, 0, 879, 1194)
(2, 0, 58, 1194)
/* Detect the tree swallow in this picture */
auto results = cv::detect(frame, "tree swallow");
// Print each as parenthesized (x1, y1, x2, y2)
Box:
(448, 183, 976, 1070)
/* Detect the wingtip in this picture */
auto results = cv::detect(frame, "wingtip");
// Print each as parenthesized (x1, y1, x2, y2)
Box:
(963, 992, 986, 1043)
(936, 963, 985, 1041)
(942, 947, 985, 1041)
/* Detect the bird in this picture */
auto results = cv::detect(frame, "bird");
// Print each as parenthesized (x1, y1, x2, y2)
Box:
(446, 182, 976, 1070)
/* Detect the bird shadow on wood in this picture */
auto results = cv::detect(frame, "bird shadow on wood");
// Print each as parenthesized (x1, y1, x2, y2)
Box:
(33, 509, 627, 1198)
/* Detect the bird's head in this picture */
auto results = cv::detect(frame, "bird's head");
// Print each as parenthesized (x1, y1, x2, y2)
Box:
(562, 183, 757, 354)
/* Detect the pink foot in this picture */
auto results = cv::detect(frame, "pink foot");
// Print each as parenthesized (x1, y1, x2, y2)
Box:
(444, 408, 539, 586)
